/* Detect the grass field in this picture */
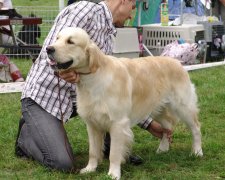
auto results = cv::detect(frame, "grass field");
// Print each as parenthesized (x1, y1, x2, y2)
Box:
(1, 0, 225, 179)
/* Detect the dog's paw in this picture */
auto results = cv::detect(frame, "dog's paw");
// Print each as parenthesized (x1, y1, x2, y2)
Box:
(156, 142, 169, 154)
(108, 171, 121, 180)
(80, 166, 96, 174)
(156, 147, 169, 154)
(156, 136, 170, 154)
(108, 165, 121, 180)
(191, 148, 203, 157)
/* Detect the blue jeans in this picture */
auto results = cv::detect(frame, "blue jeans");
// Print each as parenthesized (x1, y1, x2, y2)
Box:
(17, 98, 74, 171)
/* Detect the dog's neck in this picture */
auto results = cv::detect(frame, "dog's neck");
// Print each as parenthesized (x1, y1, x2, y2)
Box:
(75, 66, 92, 75)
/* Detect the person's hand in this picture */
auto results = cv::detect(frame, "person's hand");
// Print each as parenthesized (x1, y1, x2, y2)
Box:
(148, 120, 172, 143)
(58, 69, 80, 83)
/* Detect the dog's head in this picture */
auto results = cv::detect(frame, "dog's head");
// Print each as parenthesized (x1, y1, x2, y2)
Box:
(46, 27, 101, 73)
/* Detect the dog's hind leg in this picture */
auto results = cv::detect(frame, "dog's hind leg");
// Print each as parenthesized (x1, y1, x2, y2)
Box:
(108, 118, 133, 180)
(171, 96, 203, 157)
(80, 122, 104, 174)
(178, 107, 203, 156)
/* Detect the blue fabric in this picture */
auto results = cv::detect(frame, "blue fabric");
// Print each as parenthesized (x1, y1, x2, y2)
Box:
(168, 0, 205, 19)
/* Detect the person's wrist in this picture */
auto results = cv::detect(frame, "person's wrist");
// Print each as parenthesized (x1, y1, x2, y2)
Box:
(146, 118, 153, 130)
(146, 121, 153, 133)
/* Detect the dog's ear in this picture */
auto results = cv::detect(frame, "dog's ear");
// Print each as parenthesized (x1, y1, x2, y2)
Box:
(86, 42, 103, 73)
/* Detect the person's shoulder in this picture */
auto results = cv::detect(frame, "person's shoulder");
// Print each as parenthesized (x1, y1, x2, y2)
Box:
(76, 1, 105, 15)
(62, 1, 104, 21)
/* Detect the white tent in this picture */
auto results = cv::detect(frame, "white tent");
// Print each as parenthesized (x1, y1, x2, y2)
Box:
(59, 0, 64, 11)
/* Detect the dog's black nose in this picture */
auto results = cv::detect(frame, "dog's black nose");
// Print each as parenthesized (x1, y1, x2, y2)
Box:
(46, 46, 55, 54)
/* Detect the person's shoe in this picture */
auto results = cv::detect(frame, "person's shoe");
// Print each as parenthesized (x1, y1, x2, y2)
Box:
(104, 150, 143, 165)
(103, 133, 143, 165)
(15, 146, 28, 158)
(15, 118, 28, 158)
(128, 155, 143, 165)
(104, 150, 143, 166)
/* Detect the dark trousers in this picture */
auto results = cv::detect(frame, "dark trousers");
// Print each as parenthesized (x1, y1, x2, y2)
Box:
(16, 98, 74, 171)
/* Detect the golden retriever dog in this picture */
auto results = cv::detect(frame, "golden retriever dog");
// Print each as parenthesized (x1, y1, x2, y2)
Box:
(46, 27, 203, 180)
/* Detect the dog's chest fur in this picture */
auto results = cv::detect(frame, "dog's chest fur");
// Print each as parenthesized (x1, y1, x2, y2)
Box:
(76, 74, 120, 130)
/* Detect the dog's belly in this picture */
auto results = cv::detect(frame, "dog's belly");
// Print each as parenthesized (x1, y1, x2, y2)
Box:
(77, 86, 170, 131)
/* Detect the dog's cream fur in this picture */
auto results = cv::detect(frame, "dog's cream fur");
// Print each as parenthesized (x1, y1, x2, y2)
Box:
(47, 27, 203, 180)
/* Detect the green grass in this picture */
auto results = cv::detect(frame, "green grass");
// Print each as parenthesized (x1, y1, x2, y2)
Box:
(1, 57, 225, 179)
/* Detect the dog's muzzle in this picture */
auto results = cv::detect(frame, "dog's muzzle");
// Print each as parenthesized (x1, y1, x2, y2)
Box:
(46, 46, 57, 66)
(46, 46, 73, 70)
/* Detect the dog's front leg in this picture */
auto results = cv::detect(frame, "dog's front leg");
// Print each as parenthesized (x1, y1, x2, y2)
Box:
(80, 123, 104, 174)
(108, 119, 133, 180)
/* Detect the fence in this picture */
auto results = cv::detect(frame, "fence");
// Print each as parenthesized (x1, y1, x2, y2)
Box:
(1, 6, 59, 59)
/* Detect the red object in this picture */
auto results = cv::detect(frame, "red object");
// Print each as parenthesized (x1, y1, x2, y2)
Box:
(10, 70, 23, 81)
(0, 17, 42, 26)
(0, 55, 24, 82)
(9, 63, 24, 82)
(0, 54, 10, 65)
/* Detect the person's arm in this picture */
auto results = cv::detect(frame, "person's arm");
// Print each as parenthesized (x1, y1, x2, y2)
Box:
(219, 0, 225, 6)
(147, 121, 172, 143)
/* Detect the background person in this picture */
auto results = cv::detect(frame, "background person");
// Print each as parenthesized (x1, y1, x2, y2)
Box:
(0, 0, 22, 46)
(0, 0, 12, 9)
(0, 0, 13, 45)
(212, 0, 225, 25)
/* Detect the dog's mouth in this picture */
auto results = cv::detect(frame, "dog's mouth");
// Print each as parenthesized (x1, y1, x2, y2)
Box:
(47, 54, 57, 66)
(47, 55, 73, 70)
(57, 60, 73, 69)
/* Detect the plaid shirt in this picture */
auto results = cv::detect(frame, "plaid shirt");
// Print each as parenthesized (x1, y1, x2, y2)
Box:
(22, 1, 117, 122)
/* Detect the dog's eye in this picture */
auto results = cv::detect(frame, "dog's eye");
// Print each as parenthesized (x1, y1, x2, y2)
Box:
(67, 39, 74, 44)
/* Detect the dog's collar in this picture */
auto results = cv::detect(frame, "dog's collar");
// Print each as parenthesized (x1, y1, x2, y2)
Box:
(77, 71, 92, 75)
(54, 71, 91, 77)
